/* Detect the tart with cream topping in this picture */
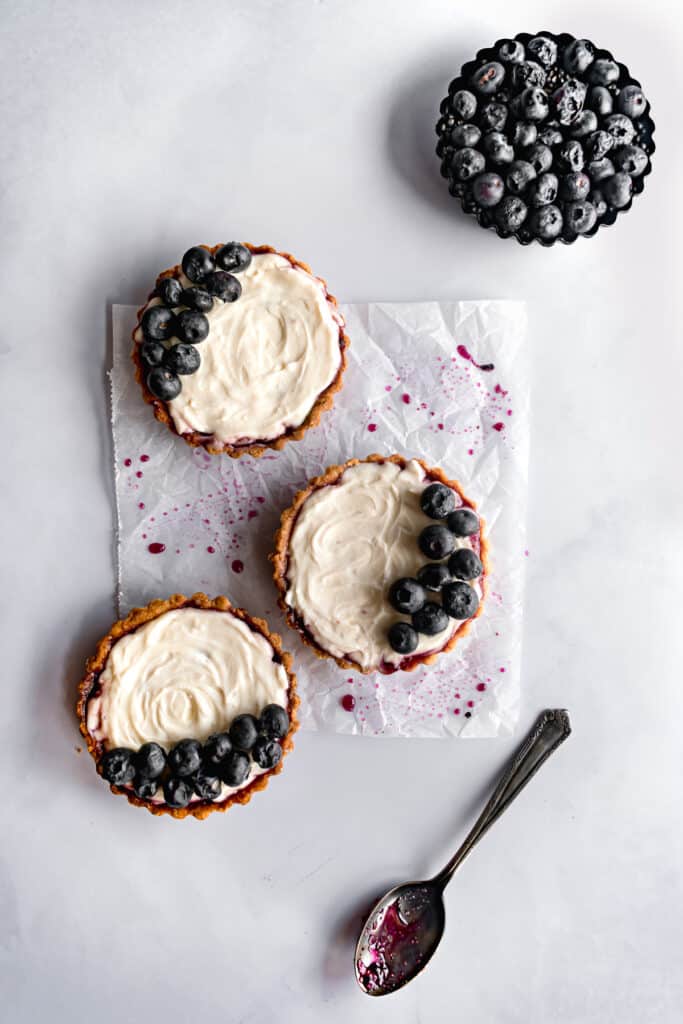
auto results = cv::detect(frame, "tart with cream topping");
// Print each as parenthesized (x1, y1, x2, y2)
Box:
(272, 455, 488, 674)
(77, 593, 298, 818)
(132, 243, 349, 457)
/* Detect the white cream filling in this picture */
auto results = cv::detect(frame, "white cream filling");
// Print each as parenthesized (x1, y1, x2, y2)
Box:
(284, 460, 483, 671)
(87, 608, 289, 803)
(136, 252, 343, 446)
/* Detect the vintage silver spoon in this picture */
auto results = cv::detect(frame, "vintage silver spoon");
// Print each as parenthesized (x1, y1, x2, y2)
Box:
(355, 708, 571, 996)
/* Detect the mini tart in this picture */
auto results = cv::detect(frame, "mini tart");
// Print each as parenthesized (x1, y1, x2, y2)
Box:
(76, 593, 299, 819)
(272, 454, 489, 674)
(132, 243, 349, 457)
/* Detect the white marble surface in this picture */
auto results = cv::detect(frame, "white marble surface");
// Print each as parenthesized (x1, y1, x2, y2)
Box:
(1, 2, 682, 1022)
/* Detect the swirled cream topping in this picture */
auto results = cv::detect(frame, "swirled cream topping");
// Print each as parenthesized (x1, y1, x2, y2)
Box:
(284, 460, 483, 671)
(138, 252, 343, 446)
(87, 608, 289, 800)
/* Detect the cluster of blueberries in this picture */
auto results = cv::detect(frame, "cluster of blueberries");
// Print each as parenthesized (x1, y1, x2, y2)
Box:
(98, 703, 290, 810)
(387, 483, 483, 655)
(139, 242, 253, 401)
(436, 33, 654, 244)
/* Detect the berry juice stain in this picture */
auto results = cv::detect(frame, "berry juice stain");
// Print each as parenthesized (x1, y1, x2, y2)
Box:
(148, 542, 165, 554)
(367, 423, 377, 432)
(356, 889, 439, 995)
(231, 559, 244, 574)
(140, 454, 150, 463)
(456, 344, 494, 372)
(476, 682, 487, 692)
(123, 458, 132, 467)
(136, 470, 143, 478)
(494, 383, 508, 397)
(492, 422, 505, 432)
(340, 694, 356, 712)
(401, 393, 411, 404)
(207, 546, 215, 554)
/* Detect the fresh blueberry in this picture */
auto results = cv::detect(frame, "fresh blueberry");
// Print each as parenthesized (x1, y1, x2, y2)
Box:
(588, 189, 608, 218)
(471, 172, 504, 208)
(417, 563, 452, 592)
(617, 85, 647, 119)
(530, 204, 563, 240)
(565, 201, 598, 234)
(229, 714, 260, 751)
(389, 577, 427, 615)
(588, 86, 613, 116)
(133, 776, 159, 800)
(587, 157, 615, 183)
(570, 110, 598, 138)
(449, 89, 477, 120)
(99, 748, 136, 786)
(259, 704, 290, 741)
(585, 130, 613, 161)
(205, 270, 242, 303)
(167, 738, 202, 777)
(418, 524, 456, 560)
(551, 78, 587, 126)
(181, 246, 214, 283)
(421, 482, 457, 519)
(448, 548, 483, 580)
(252, 736, 283, 771)
(164, 342, 201, 375)
(180, 286, 213, 313)
(512, 121, 537, 147)
(450, 148, 485, 181)
(512, 61, 547, 91)
(602, 172, 633, 209)
(604, 113, 636, 146)
(449, 123, 482, 148)
(147, 367, 181, 401)
(557, 140, 585, 172)
(470, 62, 505, 95)
(497, 39, 525, 64)
(506, 161, 536, 195)
(203, 732, 232, 768)
(215, 242, 252, 274)
(192, 771, 222, 801)
(563, 39, 595, 76)
(537, 125, 563, 148)
(163, 776, 193, 808)
(589, 59, 619, 86)
(529, 172, 559, 207)
(482, 132, 514, 164)
(527, 35, 557, 68)
(158, 277, 183, 307)
(612, 144, 648, 176)
(412, 602, 449, 636)
(524, 143, 553, 174)
(480, 102, 508, 132)
(175, 309, 210, 344)
(140, 340, 166, 368)
(560, 171, 591, 201)
(134, 742, 167, 780)
(495, 196, 528, 232)
(518, 86, 549, 122)
(447, 507, 480, 536)
(442, 581, 480, 620)
(220, 749, 251, 787)
(141, 305, 175, 342)
(388, 621, 419, 654)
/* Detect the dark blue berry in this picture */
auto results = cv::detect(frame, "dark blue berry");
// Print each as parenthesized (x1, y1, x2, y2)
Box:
(565, 201, 598, 234)
(388, 621, 419, 654)
(506, 160, 536, 194)
(449, 124, 481, 148)
(557, 140, 584, 172)
(205, 270, 242, 303)
(175, 309, 210, 344)
(482, 132, 514, 164)
(164, 342, 201, 375)
(480, 102, 508, 132)
(617, 85, 646, 119)
(449, 89, 477, 119)
(259, 704, 290, 741)
(537, 125, 563, 148)
(134, 742, 167, 780)
(133, 776, 159, 800)
(497, 40, 525, 64)
(221, 750, 251, 787)
(551, 78, 587, 126)
(587, 157, 615, 183)
(389, 578, 427, 615)
(518, 87, 549, 122)
(421, 482, 457, 519)
(418, 524, 456, 560)
(229, 714, 259, 751)
(448, 548, 483, 581)
(442, 581, 480, 619)
(585, 130, 613, 161)
(588, 189, 607, 218)
(203, 732, 232, 768)
(588, 86, 613, 116)
(527, 36, 557, 69)
(147, 367, 181, 401)
(192, 771, 222, 801)
(167, 738, 202, 777)
(530, 204, 563, 240)
(158, 277, 183, 307)
(163, 776, 193, 808)
(512, 121, 537, 147)
(496, 196, 528, 232)
(181, 246, 214, 283)
(215, 242, 252, 274)
(602, 172, 633, 209)
(604, 114, 635, 146)
(524, 143, 553, 174)
(512, 61, 546, 92)
(180, 287, 213, 313)
(560, 171, 591, 201)
(563, 39, 594, 76)
(447, 507, 480, 536)
(470, 62, 504, 96)
(529, 173, 559, 207)
(570, 110, 597, 138)
(140, 340, 166, 368)
(141, 305, 174, 341)
(99, 748, 136, 785)
(417, 563, 451, 592)
(412, 602, 449, 636)
(472, 172, 504, 208)
(252, 736, 283, 771)
(612, 144, 648, 176)
(450, 148, 485, 181)
(589, 59, 619, 86)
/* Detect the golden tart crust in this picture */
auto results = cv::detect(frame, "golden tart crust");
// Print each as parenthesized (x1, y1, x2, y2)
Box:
(271, 453, 489, 674)
(76, 593, 299, 819)
(132, 243, 349, 458)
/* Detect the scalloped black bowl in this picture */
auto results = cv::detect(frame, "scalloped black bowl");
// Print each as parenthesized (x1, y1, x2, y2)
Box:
(435, 31, 655, 245)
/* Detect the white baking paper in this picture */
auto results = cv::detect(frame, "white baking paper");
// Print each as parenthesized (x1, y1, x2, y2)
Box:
(111, 300, 528, 737)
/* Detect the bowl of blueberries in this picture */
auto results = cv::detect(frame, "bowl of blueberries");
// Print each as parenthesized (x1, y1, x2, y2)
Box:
(436, 32, 655, 245)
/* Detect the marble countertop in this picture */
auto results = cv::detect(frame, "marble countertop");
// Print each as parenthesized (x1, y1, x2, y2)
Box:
(1, 2, 682, 1021)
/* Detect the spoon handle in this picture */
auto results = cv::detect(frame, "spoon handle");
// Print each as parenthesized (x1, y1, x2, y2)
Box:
(433, 709, 571, 890)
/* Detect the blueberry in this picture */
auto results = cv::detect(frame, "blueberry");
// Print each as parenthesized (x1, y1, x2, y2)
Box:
(163, 776, 193, 808)
(512, 61, 546, 91)
(470, 62, 505, 95)
(529, 172, 559, 207)
(495, 196, 528, 232)
(417, 563, 452, 592)
(442, 581, 480, 620)
(421, 482, 457, 519)
(388, 621, 419, 654)
(133, 776, 159, 800)
(589, 59, 619, 86)
(221, 749, 251, 787)
(158, 277, 183, 307)
(506, 161, 536, 195)
(192, 771, 222, 801)
(167, 738, 202, 777)
(529, 204, 563, 240)
(587, 157, 615, 183)
(512, 121, 537, 147)
(99, 748, 136, 786)
(570, 110, 598, 138)
(527, 35, 557, 68)
(215, 242, 252, 274)
(588, 86, 613, 116)
(175, 309, 210, 344)
(604, 113, 636, 145)
(560, 171, 591, 201)
(612, 144, 648, 177)
(482, 132, 514, 164)
(134, 742, 167, 780)
(563, 39, 595, 76)
(448, 547, 483, 580)
(449, 89, 477, 120)
(252, 736, 283, 771)
(164, 342, 201, 375)
(518, 86, 549, 122)
(617, 85, 647, 119)
(205, 270, 242, 303)
(557, 140, 585, 172)
(141, 305, 175, 342)
(565, 201, 598, 234)
(147, 367, 181, 401)
(497, 40, 525, 64)
(480, 102, 508, 132)
(602, 172, 633, 209)
(524, 143, 553, 174)
(537, 125, 563, 148)
(412, 602, 449, 636)
(588, 189, 608, 218)
(551, 78, 587, 125)
(140, 340, 166, 368)
(180, 286, 213, 313)
(181, 246, 214, 283)
(229, 714, 260, 751)
(418, 524, 456, 560)
(449, 123, 481, 148)
(471, 172, 504, 208)
(447, 507, 480, 536)
(204, 732, 232, 768)
(585, 130, 613, 161)
(259, 704, 290, 741)
(450, 147, 485, 181)
(389, 577, 427, 615)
